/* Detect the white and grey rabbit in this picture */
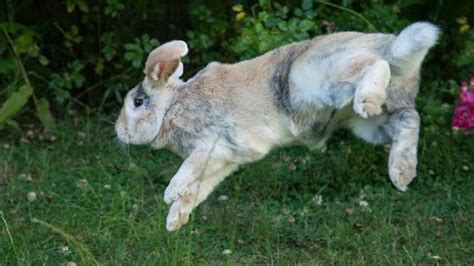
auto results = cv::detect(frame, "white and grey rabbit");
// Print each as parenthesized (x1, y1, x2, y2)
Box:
(116, 22, 439, 231)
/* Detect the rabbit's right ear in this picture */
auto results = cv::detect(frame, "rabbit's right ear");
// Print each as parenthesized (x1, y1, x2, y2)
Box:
(144, 40, 188, 82)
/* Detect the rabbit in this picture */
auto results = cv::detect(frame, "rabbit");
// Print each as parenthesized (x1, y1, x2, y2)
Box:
(115, 22, 440, 231)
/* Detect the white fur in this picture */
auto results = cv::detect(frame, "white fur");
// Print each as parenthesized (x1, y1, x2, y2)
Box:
(348, 113, 390, 144)
(391, 22, 440, 60)
(290, 53, 363, 109)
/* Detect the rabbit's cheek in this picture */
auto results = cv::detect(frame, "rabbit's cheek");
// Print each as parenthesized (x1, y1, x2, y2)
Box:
(133, 112, 160, 144)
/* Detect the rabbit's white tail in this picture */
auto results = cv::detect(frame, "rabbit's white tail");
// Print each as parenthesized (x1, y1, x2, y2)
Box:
(390, 22, 440, 65)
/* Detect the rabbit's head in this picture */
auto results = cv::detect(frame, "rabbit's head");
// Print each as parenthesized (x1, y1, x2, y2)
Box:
(115, 40, 188, 145)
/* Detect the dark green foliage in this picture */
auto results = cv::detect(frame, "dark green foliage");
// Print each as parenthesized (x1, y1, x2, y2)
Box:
(1, 0, 473, 131)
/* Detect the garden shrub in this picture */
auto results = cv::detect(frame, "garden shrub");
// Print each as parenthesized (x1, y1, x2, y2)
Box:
(0, 0, 473, 132)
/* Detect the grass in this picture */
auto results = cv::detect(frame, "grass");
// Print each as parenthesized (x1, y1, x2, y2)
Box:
(1, 113, 473, 265)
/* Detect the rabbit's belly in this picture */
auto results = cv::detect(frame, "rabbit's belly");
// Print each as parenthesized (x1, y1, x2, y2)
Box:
(291, 104, 353, 149)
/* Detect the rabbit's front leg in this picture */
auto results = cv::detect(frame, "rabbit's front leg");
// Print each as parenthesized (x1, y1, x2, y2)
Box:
(387, 109, 420, 191)
(354, 60, 391, 118)
(164, 151, 238, 231)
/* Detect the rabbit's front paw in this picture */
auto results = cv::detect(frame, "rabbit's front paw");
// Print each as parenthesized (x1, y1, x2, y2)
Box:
(164, 177, 196, 204)
(166, 196, 194, 231)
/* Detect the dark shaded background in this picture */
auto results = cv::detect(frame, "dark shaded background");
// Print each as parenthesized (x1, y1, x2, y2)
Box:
(1, 0, 473, 129)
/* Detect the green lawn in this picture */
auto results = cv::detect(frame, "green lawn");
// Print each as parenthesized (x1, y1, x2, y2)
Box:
(1, 115, 473, 264)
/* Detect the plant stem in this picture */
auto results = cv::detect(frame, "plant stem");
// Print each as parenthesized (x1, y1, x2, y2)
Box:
(32, 217, 100, 265)
(314, 1, 377, 31)
(1, 25, 38, 104)
(0, 211, 19, 262)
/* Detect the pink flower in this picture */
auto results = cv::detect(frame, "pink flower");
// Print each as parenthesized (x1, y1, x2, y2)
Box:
(452, 76, 474, 130)
(452, 103, 474, 129)
(460, 91, 474, 104)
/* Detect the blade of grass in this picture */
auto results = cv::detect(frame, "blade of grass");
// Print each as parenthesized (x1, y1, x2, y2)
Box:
(31, 217, 99, 265)
(1, 210, 19, 262)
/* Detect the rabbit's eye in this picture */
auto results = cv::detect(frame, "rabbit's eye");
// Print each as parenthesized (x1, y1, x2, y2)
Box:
(134, 97, 144, 107)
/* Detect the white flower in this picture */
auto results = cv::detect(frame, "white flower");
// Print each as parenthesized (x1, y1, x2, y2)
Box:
(313, 195, 323, 206)
(359, 200, 372, 212)
(18, 173, 33, 181)
(66, 261, 77, 266)
(222, 249, 232, 255)
(61, 246, 71, 256)
(77, 131, 86, 139)
(75, 179, 88, 189)
(287, 214, 295, 223)
(462, 165, 469, 171)
(359, 200, 369, 208)
(27, 192, 37, 202)
(218, 195, 228, 201)
(104, 184, 111, 190)
(26, 129, 35, 138)
(428, 253, 442, 260)
(430, 216, 443, 223)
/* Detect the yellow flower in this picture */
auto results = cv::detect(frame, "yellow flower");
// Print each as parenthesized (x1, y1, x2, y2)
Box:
(456, 17, 468, 25)
(235, 12, 246, 22)
(459, 24, 470, 34)
(232, 4, 243, 12)
(456, 17, 470, 34)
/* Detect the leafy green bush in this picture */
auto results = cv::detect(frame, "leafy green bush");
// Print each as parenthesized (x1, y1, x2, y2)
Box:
(0, 0, 473, 131)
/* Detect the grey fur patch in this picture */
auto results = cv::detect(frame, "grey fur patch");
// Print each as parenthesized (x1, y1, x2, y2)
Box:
(315, 109, 337, 137)
(380, 108, 419, 144)
(329, 82, 356, 108)
(371, 124, 392, 143)
(384, 66, 420, 111)
(134, 82, 151, 108)
(392, 108, 420, 129)
(135, 82, 147, 97)
(162, 79, 238, 156)
(270, 43, 311, 115)
(168, 127, 196, 155)
(221, 124, 238, 148)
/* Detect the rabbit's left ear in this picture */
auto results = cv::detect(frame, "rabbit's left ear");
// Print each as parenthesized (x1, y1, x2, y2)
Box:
(144, 40, 188, 82)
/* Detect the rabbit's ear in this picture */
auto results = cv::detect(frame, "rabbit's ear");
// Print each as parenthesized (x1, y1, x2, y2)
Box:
(144, 40, 188, 82)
